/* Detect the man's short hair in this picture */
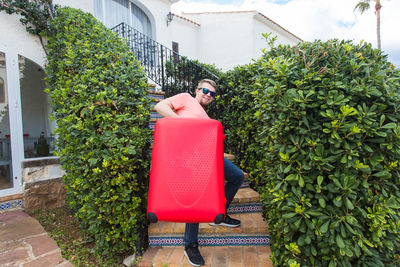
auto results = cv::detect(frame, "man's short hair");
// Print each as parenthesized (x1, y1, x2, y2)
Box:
(197, 79, 217, 91)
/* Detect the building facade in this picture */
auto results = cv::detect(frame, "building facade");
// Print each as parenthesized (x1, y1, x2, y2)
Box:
(0, 0, 301, 209)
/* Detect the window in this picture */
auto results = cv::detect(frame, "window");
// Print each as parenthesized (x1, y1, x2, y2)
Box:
(94, 0, 152, 38)
(105, 0, 130, 29)
(172, 42, 179, 64)
(131, 2, 152, 38)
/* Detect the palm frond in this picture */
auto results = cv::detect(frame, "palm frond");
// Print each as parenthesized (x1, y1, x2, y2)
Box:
(354, 1, 371, 13)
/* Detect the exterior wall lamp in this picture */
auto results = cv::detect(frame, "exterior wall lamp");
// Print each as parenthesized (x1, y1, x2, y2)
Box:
(166, 12, 174, 26)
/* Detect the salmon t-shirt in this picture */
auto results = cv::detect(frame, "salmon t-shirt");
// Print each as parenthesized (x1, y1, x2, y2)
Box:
(169, 93, 209, 119)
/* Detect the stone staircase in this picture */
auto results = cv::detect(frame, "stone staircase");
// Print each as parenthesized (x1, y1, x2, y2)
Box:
(140, 88, 272, 267)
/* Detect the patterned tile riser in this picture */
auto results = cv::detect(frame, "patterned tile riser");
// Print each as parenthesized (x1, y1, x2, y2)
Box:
(227, 203, 262, 214)
(150, 112, 163, 119)
(148, 94, 165, 101)
(0, 199, 23, 211)
(149, 235, 269, 247)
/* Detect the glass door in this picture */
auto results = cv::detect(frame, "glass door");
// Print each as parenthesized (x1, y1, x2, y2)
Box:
(0, 51, 12, 190)
(0, 47, 23, 197)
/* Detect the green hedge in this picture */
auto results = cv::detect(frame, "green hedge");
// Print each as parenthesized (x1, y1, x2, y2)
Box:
(45, 7, 152, 258)
(218, 39, 400, 266)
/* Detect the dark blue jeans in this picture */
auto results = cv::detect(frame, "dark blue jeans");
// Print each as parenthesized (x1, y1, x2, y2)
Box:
(184, 158, 244, 246)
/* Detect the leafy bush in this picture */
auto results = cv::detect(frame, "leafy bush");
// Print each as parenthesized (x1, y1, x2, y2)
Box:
(219, 39, 400, 266)
(45, 7, 152, 258)
(210, 63, 261, 168)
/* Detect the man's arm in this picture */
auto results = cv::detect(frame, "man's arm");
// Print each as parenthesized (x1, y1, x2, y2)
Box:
(154, 98, 180, 118)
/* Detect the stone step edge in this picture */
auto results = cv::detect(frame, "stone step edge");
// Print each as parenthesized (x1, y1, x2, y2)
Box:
(0, 193, 23, 203)
(138, 245, 273, 267)
(149, 234, 270, 247)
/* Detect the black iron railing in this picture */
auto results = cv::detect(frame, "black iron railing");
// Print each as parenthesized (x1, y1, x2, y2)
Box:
(111, 22, 220, 97)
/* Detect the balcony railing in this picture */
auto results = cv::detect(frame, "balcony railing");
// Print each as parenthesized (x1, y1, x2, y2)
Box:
(111, 23, 220, 97)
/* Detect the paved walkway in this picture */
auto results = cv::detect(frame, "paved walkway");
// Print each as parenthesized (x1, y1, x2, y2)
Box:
(0, 210, 73, 267)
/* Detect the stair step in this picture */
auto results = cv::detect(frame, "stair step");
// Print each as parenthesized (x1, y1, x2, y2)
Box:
(149, 212, 268, 236)
(232, 187, 260, 204)
(138, 246, 273, 267)
(148, 88, 165, 95)
(148, 95, 164, 102)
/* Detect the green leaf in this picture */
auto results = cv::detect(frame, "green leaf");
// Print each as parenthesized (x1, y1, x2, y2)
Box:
(345, 198, 354, 210)
(381, 122, 396, 129)
(318, 197, 326, 208)
(282, 212, 297, 219)
(283, 165, 292, 173)
(306, 210, 324, 217)
(373, 170, 391, 178)
(286, 174, 297, 181)
(298, 176, 305, 187)
(317, 175, 323, 185)
(88, 158, 98, 166)
(336, 234, 345, 248)
(320, 220, 330, 233)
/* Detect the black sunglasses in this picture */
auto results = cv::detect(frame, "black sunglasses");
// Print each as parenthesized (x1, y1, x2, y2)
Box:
(198, 88, 216, 97)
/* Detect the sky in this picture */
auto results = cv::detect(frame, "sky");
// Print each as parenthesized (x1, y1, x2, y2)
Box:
(171, 0, 400, 67)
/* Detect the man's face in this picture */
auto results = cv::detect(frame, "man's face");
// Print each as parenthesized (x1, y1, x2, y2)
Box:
(195, 82, 216, 108)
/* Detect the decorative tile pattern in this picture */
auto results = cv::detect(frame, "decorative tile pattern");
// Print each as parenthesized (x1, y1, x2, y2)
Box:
(227, 203, 263, 214)
(0, 199, 23, 211)
(148, 94, 165, 101)
(150, 112, 163, 119)
(149, 235, 269, 247)
(240, 180, 249, 188)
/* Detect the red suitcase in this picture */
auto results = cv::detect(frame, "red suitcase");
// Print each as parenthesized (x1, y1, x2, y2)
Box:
(147, 117, 225, 223)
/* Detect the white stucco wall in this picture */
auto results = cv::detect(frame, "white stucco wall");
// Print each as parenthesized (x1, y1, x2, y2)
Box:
(253, 14, 301, 61)
(0, 0, 95, 69)
(183, 13, 253, 71)
(54, 0, 94, 13)
(0, 13, 46, 68)
(183, 12, 257, 71)
(179, 11, 302, 71)
(169, 16, 199, 60)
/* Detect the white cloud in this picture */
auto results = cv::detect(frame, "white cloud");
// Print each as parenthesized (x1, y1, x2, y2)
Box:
(172, 0, 400, 66)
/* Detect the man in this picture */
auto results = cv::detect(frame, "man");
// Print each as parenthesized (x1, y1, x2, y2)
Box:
(154, 79, 244, 266)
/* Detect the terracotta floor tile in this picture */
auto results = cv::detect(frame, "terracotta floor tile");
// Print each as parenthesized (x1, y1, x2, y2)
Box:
(241, 213, 256, 234)
(228, 246, 243, 267)
(153, 247, 174, 267)
(167, 247, 185, 267)
(212, 246, 228, 267)
(148, 222, 161, 234)
(201, 246, 215, 266)
(173, 222, 186, 234)
(243, 246, 259, 267)
(160, 222, 174, 234)
(258, 246, 273, 267)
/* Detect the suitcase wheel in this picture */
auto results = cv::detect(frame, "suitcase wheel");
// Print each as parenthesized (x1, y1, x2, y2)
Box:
(214, 214, 225, 224)
(148, 212, 158, 223)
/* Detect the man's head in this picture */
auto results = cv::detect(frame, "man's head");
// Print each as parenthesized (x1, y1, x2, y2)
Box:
(195, 79, 217, 108)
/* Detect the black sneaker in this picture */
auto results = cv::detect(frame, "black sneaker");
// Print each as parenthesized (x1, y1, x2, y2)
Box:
(184, 242, 205, 266)
(209, 215, 241, 227)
